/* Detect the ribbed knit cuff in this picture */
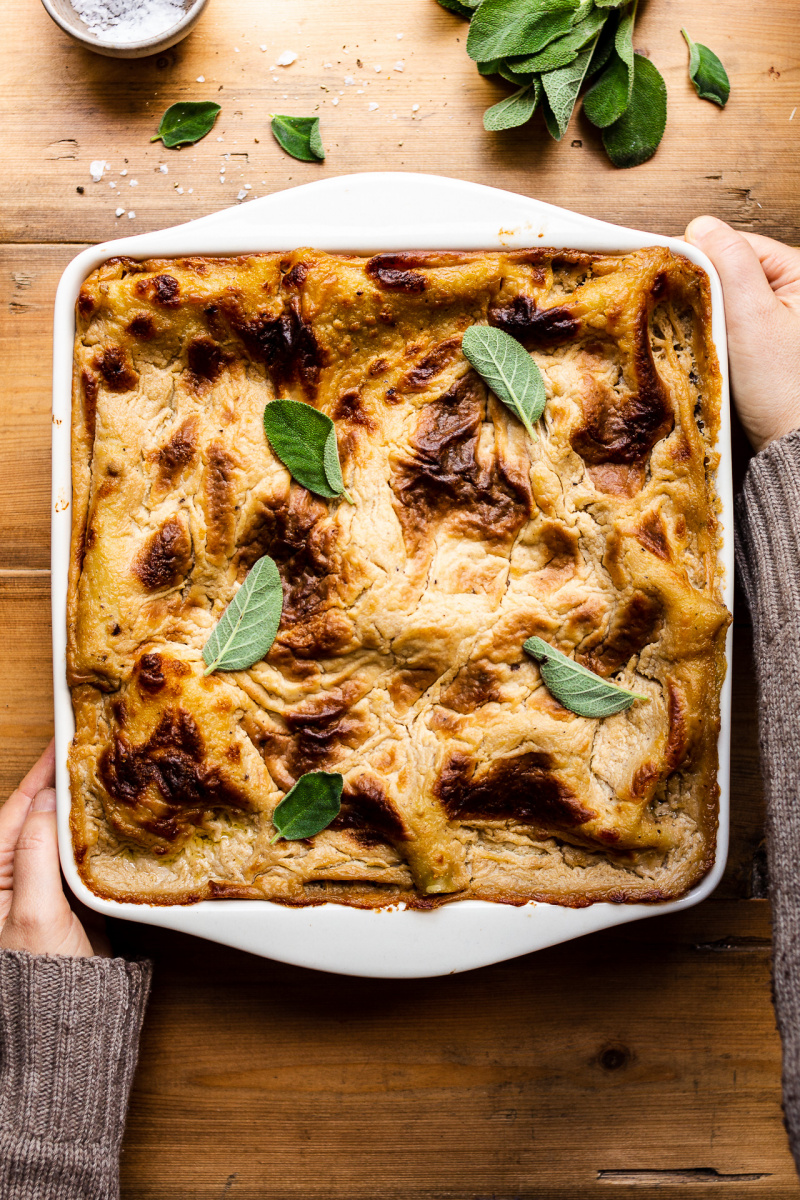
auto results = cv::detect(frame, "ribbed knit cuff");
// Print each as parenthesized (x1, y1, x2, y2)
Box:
(0, 950, 153, 1200)
(736, 426, 800, 1175)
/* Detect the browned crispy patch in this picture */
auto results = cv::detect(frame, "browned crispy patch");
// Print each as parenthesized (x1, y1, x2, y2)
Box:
(489, 295, 581, 346)
(187, 336, 228, 385)
(99, 708, 250, 853)
(229, 302, 323, 396)
(154, 418, 198, 491)
(582, 591, 663, 677)
(401, 336, 462, 392)
(81, 370, 98, 441)
(127, 314, 157, 340)
(94, 345, 138, 393)
(331, 776, 408, 846)
(587, 463, 646, 497)
(637, 510, 670, 561)
(204, 443, 237, 559)
(436, 751, 596, 828)
(440, 664, 499, 714)
(132, 515, 192, 591)
(366, 254, 427, 294)
(391, 373, 532, 553)
(333, 388, 375, 428)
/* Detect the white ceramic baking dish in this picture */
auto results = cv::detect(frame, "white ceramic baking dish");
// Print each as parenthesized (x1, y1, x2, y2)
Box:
(51, 173, 733, 978)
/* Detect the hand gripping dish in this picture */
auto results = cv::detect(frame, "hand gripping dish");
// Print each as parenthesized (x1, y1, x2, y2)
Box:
(53, 175, 733, 978)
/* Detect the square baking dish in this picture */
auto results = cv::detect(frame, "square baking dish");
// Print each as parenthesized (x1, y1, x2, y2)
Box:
(51, 173, 733, 978)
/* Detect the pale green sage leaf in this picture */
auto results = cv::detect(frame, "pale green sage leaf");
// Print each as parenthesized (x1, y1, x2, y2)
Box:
(271, 115, 325, 162)
(467, 0, 580, 64)
(524, 636, 647, 717)
(462, 325, 547, 439)
(541, 39, 598, 138)
(484, 81, 541, 130)
(263, 399, 353, 502)
(202, 555, 283, 674)
(510, 6, 606, 73)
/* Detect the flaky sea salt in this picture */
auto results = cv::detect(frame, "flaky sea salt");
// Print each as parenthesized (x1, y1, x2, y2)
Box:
(276, 50, 297, 66)
(115, 207, 125, 216)
(89, 159, 107, 182)
(70, 0, 186, 45)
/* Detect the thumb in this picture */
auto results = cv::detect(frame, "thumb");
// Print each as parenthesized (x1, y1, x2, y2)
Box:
(684, 216, 779, 323)
(0, 789, 79, 954)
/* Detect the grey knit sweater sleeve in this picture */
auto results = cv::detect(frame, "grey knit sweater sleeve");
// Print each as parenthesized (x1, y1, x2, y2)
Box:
(736, 426, 800, 1169)
(0, 949, 152, 1200)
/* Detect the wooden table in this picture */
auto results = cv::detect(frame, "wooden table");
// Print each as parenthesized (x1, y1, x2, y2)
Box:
(1, 0, 799, 1194)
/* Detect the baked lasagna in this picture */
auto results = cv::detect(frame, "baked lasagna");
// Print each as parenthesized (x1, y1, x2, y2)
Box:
(68, 247, 730, 907)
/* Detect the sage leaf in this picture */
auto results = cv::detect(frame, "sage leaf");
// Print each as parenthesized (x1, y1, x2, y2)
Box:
(202, 555, 283, 675)
(586, 19, 616, 79)
(467, 0, 580, 64)
(478, 58, 504, 76)
(498, 61, 534, 84)
(484, 81, 541, 130)
(263, 398, 354, 503)
(583, 53, 631, 126)
(462, 325, 547, 440)
(510, 6, 606, 73)
(594, 0, 628, 6)
(602, 53, 667, 168)
(541, 39, 598, 139)
(270, 771, 343, 843)
(524, 636, 647, 718)
(682, 29, 730, 107)
(151, 101, 221, 148)
(270, 115, 325, 163)
(435, 0, 475, 18)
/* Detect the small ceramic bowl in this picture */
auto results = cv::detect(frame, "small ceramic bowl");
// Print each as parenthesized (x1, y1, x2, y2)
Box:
(40, 0, 209, 59)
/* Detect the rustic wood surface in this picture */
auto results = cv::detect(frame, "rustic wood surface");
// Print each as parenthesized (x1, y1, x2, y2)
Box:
(1, 0, 799, 1194)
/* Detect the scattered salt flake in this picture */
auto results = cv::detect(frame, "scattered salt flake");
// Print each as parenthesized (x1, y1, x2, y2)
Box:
(89, 159, 108, 182)
(324, 62, 333, 68)
(234, 47, 239, 52)
(158, 163, 168, 173)
(128, 211, 136, 218)
(374, 65, 382, 72)
(344, 75, 354, 85)
(129, 179, 138, 187)
(276, 50, 297, 66)
(219, 176, 225, 183)
(196, 75, 205, 82)
(331, 97, 339, 105)
(237, 189, 247, 200)
(244, 183, 252, 189)
(188, 187, 194, 193)
(109, 181, 117, 188)
(392, 113, 397, 119)
(115, 207, 125, 217)
(356, 88, 364, 94)
(259, 44, 267, 51)
(394, 61, 404, 71)
(368, 101, 379, 111)
(412, 104, 419, 111)
(791, 107, 797, 121)
(396, 32, 404, 39)
(119, 169, 128, 176)
(176, 186, 184, 194)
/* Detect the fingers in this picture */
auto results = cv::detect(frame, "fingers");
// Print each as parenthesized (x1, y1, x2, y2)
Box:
(684, 216, 779, 320)
(739, 231, 800, 296)
(0, 739, 57, 854)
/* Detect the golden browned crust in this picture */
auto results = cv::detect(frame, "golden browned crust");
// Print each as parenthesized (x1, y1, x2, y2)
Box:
(68, 248, 729, 908)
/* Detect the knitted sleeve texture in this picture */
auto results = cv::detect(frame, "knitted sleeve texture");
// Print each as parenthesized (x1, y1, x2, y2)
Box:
(736, 426, 800, 1172)
(0, 949, 152, 1200)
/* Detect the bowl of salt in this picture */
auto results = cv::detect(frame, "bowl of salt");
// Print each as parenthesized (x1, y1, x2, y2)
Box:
(41, 0, 210, 58)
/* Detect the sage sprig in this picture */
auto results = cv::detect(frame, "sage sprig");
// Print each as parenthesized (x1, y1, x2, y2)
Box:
(524, 635, 647, 718)
(263, 399, 354, 503)
(151, 102, 221, 148)
(437, 0, 725, 167)
(270, 771, 343, 843)
(270, 115, 326, 162)
(461, 325, 547, 440)
(682, 29, 730, 108)
(202, 555, 283, 675)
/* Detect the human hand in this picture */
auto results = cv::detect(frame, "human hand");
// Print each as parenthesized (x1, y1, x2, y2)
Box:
(684, 216, 800, 453)
(0, 740, 107, 957)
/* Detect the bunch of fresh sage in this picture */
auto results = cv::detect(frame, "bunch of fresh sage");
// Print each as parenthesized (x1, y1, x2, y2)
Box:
(437, 0, 729, 168)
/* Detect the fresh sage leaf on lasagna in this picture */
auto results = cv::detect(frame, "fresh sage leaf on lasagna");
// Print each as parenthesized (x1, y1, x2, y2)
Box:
(467, 0, 580, 64)
(461, 325, 547, 439)
(263, 398, 354, 503)
(484, 81, 541, 131)
(270, 115, 326, 162)
(524, 636, 647, 718)
(602, 54, 667, 168)
(202, 555, 283, 675)
(270, 771, 343, 843)
(151, 101, 222, 148)
(682, 29, 730, 107)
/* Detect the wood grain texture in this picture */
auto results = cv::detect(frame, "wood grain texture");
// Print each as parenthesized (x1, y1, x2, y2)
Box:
(0, 0, 798, 243)
(0, 0, 797, 1194)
